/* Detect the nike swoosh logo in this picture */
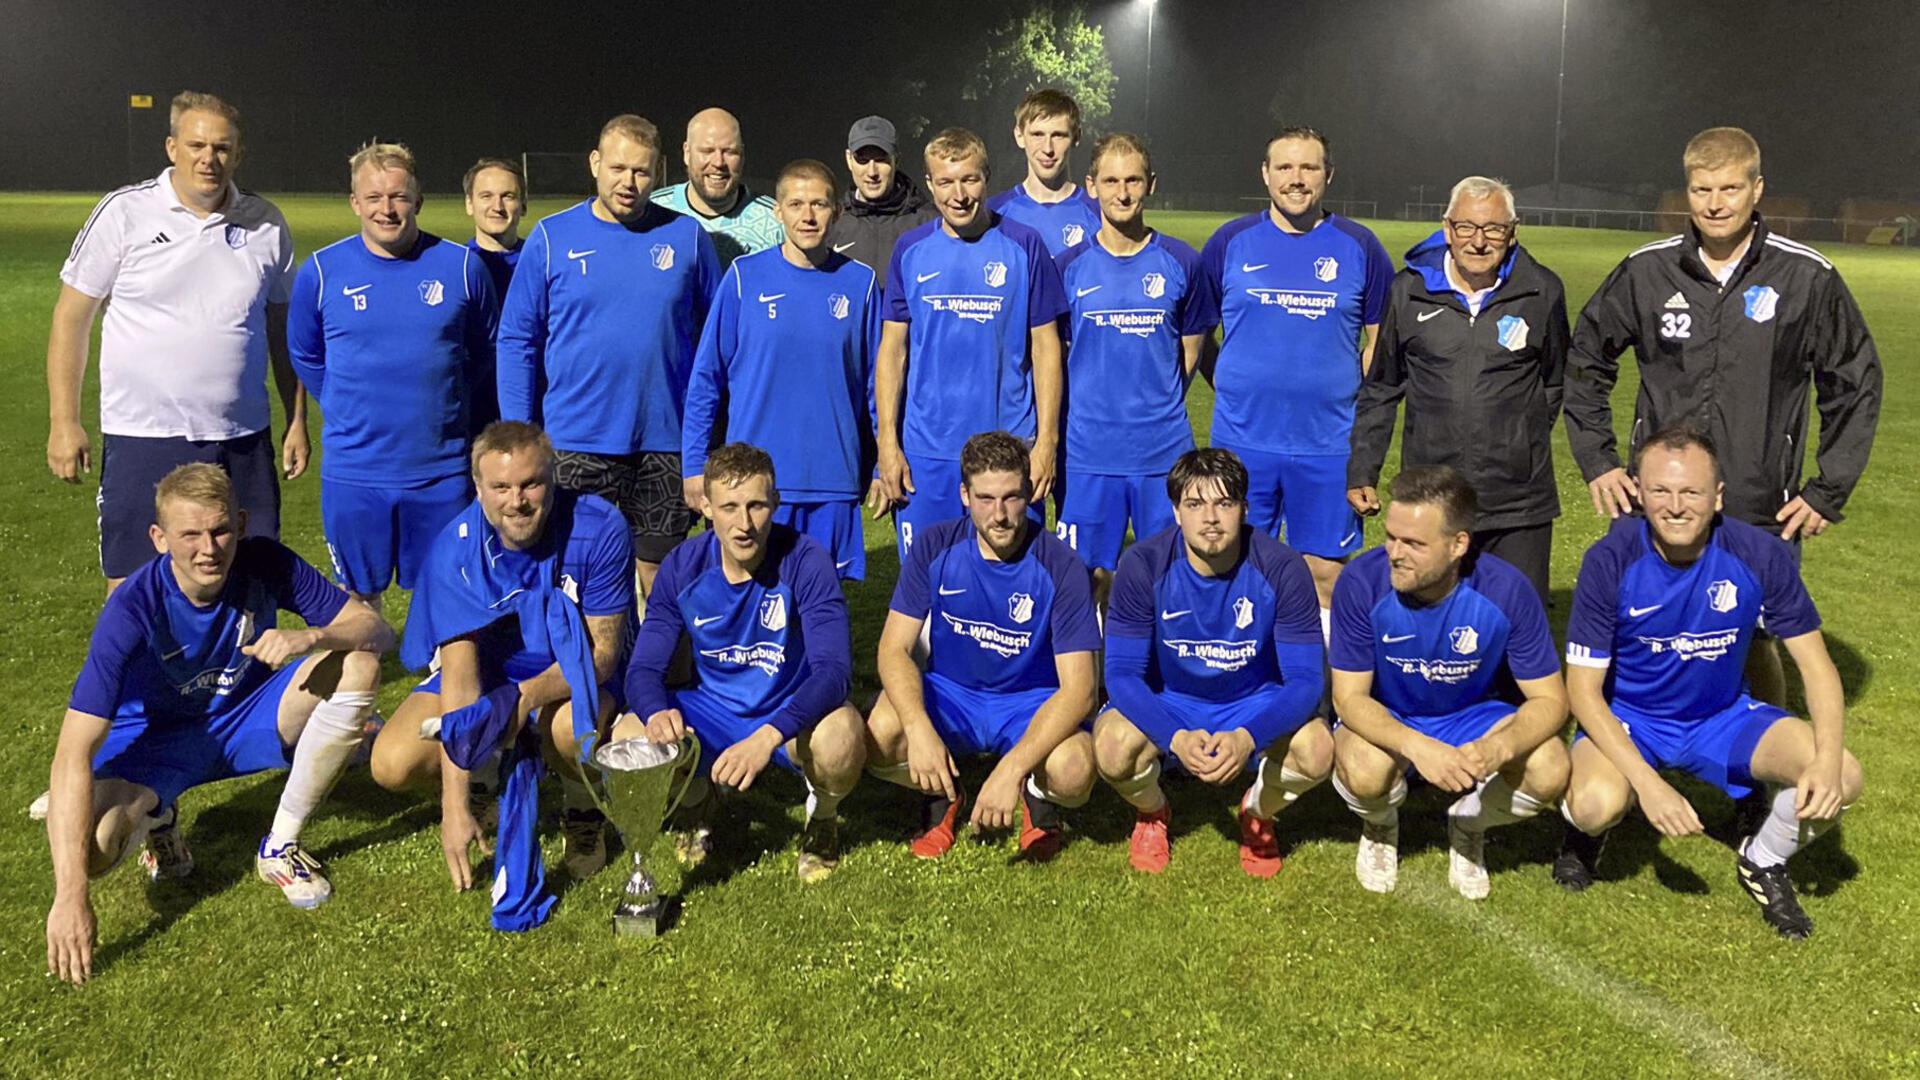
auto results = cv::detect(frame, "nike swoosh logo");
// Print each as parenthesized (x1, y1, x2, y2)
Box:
(835, 559, 852, 570)
(832, 242, 857, 253)
(342, 284, 371, 296)
(1338, 531, 1358, 547)
(917, 271, 941, 283)
(1241, 262, 1269, 273)
(1417, 308, 1444, 322)
(1382, 633, 1416, 643)
(566, 248, 596, 259)
(1628, 604, 1663, 617)
(937, 585, 966, 596)
(1160, 609, 1191, 620)
(1076, 285, 1103, 298)
(692, 615, 724, 627)
(758, 292, 786, 302)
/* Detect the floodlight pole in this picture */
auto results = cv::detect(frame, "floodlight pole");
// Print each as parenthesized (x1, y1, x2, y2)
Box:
(1551, 0, 1569, 210)
(1143, 0, 1157, 133)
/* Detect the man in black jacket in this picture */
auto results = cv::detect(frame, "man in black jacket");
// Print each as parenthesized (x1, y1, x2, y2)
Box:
(1349, 176, 1568, 602)
(825, 115, 935, 290)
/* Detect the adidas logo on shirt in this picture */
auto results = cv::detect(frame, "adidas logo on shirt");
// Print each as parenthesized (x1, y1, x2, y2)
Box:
(149, 232, 171, 245)
(1664, 291, 1689, 310)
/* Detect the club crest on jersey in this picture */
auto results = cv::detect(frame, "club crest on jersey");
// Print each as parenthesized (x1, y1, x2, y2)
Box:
(828, 293, 850, 320)
(223, 223, 248, 249)
(983, 261, 1008, 288)
(1496, 315, 1529, 352)
(1141, 272, 1166, 299)
(418, 279, 445, 306)
(1707, 579, 1739, 613)
(1233, 596, 1254, 630)
(1450, 626, 1480, 656)
(1008, 592, 1035, 624)
(1743, 284, 1778, 323)
(1062, 224, 1085, 248)
(650, 243, 675, 272)
(759, 593, 788, 632)
(1313, 256, 1339, 283)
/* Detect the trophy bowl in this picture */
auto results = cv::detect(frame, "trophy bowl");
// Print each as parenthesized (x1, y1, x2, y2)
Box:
(586, 734, 699, 937)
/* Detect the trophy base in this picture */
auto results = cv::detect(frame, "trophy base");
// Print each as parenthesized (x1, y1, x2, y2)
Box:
(612, 906, 663, 937)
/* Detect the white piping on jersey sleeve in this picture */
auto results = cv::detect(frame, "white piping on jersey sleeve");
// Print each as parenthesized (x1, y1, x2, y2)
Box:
(1564, 643, 1611, 669)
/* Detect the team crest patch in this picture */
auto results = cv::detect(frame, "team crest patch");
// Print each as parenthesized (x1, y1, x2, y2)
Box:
(759, 594, 787, 632)
(418, 279, 445, 306)
(1233, 596, 1254, 630)
(828, 293, 850, 320)
(983, 261, 1008, 288)
(1707, 579, 1739, 613)
(223, 223, 248, 249)
(1743, 284, 1778, 323)
(1496, 314, 1529, 351)
(1450, 626, 1480, 656)
(650, 243, 675, 271)
(1061, 224, 1085, 248)
(1141, 272, 1166, 299)
(1313, 256, 1339, 282)
(1008, 592, 1035, 624)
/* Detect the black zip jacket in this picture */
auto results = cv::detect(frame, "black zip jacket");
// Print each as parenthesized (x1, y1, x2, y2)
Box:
(825, 173, 935, 291)
(1563, 215, 1882, 527)
(1350, 233, 1569, 531)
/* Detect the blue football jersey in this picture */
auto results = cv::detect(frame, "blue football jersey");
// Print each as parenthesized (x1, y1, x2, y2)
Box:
(465, 237, 521, 309)
(883, 216, 1067, 460)
(287, 232, 498, 485)
(495, 201, 720, 455)
(1330, 547, 1559, 720)
(1055, 233, 1217, 476)
(1105, 526, 1322, 700)
(626, 526, 852, 738)
(890, 518, 1101, 693)
(1200, 212, 1393, 455)
(70, 539, 349, 725)
(987, 186, 1105, 258)
(1565, 516, 1819, 719)
(683, 248, 882, 502)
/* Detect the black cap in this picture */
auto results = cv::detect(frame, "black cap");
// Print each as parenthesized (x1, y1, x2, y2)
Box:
(847, 115, 897, 156)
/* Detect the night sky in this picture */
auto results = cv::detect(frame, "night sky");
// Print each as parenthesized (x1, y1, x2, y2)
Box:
(4, 0, 1914, 208)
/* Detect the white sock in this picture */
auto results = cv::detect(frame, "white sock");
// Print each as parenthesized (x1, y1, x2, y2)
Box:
(1107, 759, 1165, 813)
(1247, 759, 1323, 819)
(1027, 773, 1088, 810)
(1332, 770, 1405, 826)
(804, 777, 848, 821)
(867, 759, 917, 791)
(1448, 775, 1546, 832)
(1319, 607, 1333, 647)
(268, 690, 375, 849)
(1744, 785, 1847, 868)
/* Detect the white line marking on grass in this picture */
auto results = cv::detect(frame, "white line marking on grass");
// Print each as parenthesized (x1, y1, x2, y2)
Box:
(1402, 879, 1797, 1080)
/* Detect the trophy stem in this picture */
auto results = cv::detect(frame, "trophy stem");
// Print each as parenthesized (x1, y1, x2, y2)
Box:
(613, 851, 664, 938)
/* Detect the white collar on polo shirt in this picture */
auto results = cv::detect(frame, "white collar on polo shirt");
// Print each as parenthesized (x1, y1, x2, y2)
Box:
(158, 166, 239, 223)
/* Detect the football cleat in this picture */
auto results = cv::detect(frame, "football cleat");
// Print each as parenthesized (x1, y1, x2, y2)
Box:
(1355, 814, 1399, 894)
(255, 838, 332, 909)
(1017, 786, 1064, 863)
(910, 788, 965, 860)
(139, 806, 195, 882)
(560, 808, 610, 880)
(796, 815, 842, 883)
(1127, 804, 1172, 874)
(1737, 845, 1814, 940)
(1237, 791, 1283, 878)
(1552, 826, 1606, 892)
(1447, 817, 1491, 900)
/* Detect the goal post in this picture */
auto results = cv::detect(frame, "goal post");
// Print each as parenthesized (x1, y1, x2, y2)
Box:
(519, 151, 593, 199)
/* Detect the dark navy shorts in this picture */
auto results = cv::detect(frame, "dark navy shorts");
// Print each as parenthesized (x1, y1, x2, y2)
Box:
(99, 430, 279, 578)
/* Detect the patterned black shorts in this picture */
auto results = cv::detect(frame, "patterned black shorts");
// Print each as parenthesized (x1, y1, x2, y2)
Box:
(553, 449, 693, 563)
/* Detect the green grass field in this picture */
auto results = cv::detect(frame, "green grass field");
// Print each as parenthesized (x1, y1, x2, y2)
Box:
(2, 193, 1916, 1077)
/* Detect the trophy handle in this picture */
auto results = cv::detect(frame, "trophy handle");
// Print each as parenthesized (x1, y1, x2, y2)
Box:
(663, 732, 702, 821)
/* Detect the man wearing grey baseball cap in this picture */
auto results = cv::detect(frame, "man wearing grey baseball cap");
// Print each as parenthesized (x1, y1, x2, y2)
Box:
(825, 115, 935, 289)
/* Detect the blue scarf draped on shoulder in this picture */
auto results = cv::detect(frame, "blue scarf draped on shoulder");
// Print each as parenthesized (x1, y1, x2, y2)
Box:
(401, 495, 602, 932)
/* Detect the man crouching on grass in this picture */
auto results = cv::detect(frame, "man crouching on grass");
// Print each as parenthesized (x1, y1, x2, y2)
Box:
(46, 463, 392, 984)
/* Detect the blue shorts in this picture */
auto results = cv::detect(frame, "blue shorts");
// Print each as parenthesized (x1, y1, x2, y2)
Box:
(1597, 694, 1788, 799)
(922, 670, 1055, 757)
(1391, 698, 1515, 747)
(895, 452, 1045, 558)
(92, 662, 304, 808)
(98, 430, 280, 578)
(775, 499, 865, 581)
(672, 686, 800, 775)
(1056, 471, 1173, 571)
(322, 473, 471, 594)
(1224, 445, 1362, 559)
(411, 667, 624, 716)
(1111, 683, 1317, 765)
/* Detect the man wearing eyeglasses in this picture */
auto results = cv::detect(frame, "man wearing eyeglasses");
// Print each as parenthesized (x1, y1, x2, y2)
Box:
(1347, 176, 1569, 603)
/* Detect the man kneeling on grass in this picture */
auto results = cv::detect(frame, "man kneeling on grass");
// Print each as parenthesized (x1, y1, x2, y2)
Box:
(624, 443, 866, 882)
(1329, 465, 1569, 899)
(47, 464, 392, 984)
(1093, 447, 1330, 876)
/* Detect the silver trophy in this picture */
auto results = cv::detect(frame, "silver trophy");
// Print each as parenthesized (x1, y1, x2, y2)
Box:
(585, 734, 699, 937)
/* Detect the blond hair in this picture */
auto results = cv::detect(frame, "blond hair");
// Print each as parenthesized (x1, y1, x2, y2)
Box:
(348, 141, 418, 192)
(704, 443, 777, 491)
(1683, 127, 1761, 181)
(599, 114, 663, 155)
(169, 91, 241, 138)
(1090, 131, 1153, 177)
(776, 158, 840, 202)
(925, 128, 989, 171)
(470, 421, 556, 476)
(154, 462, 234, 524)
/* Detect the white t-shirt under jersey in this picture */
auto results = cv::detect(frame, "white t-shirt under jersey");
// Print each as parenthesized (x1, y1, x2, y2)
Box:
(60, 169, 295, 440)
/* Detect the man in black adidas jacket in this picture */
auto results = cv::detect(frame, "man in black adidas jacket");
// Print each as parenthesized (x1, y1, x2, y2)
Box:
(1349, 176, 1568, 602)
(1563, 127, 1881, 542)
(825, 115, 935, 290)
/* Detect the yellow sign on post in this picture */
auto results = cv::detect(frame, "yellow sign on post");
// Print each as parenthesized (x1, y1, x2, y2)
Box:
(129, 94, 153, 109)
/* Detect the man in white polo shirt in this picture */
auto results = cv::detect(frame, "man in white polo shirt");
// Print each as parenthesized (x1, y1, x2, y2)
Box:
(47, 90, 307, 590)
